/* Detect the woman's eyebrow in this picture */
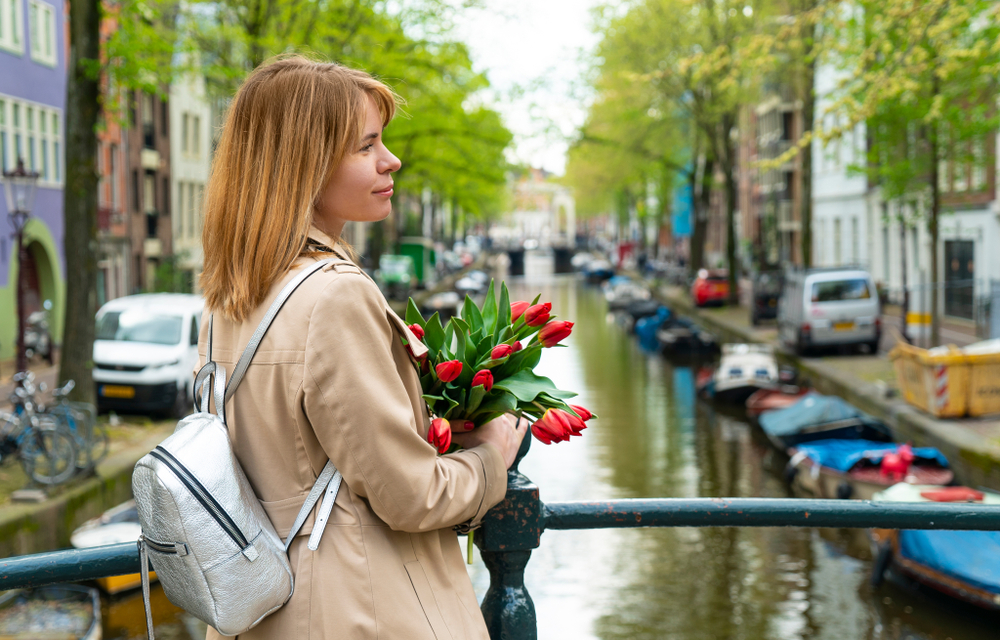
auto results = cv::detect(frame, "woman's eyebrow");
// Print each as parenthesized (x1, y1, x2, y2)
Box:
(362, 132, 379, 142)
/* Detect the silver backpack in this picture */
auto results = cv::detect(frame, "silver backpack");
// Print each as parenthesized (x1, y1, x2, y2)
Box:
(132, 259, 342, 638)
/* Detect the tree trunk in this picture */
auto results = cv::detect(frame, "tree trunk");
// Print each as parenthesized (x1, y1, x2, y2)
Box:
(800, 53, 816, 268)
(929, 78, 941, 348)
(59, 0, 101, 404)
(723, 114, 739, 305)
(689, 155, 712, 278)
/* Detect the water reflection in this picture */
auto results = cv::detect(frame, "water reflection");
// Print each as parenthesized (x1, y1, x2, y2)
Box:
(467, 265, 997, 640)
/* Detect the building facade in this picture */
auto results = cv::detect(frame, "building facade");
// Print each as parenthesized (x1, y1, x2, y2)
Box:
(0, 0, 66, 360)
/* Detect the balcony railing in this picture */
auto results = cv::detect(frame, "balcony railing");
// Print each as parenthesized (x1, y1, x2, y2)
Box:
(1, 439, 999, 639)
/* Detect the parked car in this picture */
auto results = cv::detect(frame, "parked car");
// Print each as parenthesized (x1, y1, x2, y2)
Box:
(777, 268, 881, 355)
(93, 294, 204, 417)
(750, 271, 783, 325)
(691, 269, 730, 307)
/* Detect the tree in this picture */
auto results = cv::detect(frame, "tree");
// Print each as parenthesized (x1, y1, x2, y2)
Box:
(824, 0, 1000, 346)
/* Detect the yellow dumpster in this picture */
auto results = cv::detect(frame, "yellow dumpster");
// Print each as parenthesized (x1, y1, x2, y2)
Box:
(963, 344, 1000, 417)
(889, 342, 969, 418)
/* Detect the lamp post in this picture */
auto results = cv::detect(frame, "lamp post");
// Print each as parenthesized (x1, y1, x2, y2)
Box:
(3, 158, 40, 376)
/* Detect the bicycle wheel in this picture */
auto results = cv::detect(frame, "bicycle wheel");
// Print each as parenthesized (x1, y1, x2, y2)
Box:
(20, 419, 78, 485)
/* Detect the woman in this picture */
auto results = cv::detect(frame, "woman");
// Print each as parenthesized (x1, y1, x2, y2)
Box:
(198, 56, 527, 639)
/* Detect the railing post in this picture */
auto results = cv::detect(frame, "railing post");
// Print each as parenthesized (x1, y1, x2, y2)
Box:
(476, 433, 542, 640)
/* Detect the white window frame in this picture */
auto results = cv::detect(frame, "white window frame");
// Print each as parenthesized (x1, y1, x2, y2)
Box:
(0, 93, 63, 187)
(28, 0, 55, 66)
(0, 0, 25, 55)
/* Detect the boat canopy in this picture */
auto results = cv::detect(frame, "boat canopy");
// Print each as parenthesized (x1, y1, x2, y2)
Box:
(899, 530, 1000, 595)
(759, 392, 883, 437)
(793, 439, 949, 473)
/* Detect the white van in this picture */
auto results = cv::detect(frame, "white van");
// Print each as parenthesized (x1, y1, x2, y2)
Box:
(778, 268, 881, 355)
(93, 294, 204, 417)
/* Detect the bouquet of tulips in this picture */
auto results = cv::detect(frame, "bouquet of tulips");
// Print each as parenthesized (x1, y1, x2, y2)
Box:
(402, 281, 595, 455)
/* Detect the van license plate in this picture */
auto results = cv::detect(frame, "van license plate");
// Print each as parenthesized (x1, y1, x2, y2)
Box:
(833, 322, 855, 331)
(101, 385, 135, 399)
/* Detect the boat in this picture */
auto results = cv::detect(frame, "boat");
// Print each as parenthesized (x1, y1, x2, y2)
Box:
(71, 500, 154, 594)
(758, 392, 893, 450)
(704, 344, 779, 404)
(745, 386, 811, 420)
(603, 277, 651, 310)
(623, 299, 664, 321)
(635, 307, 672, 351)
(786, 439, 953, 500)
(0, 584, 101, 639)
(584, 259, 615, 283)
(655, 317, 718, 354)
(870, 482, 1000, 611)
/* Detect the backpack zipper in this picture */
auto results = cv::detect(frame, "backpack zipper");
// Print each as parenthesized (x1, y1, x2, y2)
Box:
(150, 447, 251, 550)
(141, 535, 188, 556)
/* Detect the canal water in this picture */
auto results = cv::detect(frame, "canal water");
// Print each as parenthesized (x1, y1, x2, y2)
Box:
(105, 257, 997, 639)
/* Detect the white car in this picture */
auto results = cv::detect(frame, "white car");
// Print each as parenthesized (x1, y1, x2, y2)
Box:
(93, 294, 204, 417)
(778, 268, 881, 354)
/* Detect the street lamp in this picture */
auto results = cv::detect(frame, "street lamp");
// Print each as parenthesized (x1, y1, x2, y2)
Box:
(2, 158, 40, 376)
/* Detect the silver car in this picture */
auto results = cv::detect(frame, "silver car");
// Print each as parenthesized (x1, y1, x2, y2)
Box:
(778, 268, 881, 354)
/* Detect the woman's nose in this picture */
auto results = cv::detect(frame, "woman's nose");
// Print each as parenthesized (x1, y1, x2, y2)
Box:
(381, 149, 402, 173)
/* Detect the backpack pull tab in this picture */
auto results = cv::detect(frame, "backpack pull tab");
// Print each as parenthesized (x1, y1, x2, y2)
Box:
(138, 536, 156, 640)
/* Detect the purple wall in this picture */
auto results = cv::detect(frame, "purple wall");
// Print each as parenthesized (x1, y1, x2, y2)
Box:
(0, 0, 67, 287)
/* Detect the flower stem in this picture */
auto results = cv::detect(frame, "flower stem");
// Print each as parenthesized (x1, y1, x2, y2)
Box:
(467, 530, 474, 564)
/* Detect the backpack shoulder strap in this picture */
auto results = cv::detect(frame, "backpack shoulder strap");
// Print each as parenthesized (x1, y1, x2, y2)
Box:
(224, 258, 335, 402)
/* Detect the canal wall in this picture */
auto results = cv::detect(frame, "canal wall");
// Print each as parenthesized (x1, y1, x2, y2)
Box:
(650, 283, 1000, 492)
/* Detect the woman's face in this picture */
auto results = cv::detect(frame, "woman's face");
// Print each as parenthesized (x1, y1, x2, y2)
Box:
(313, 96, 401, 237)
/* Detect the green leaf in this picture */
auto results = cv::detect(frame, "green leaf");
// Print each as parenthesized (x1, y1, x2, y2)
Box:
(452, 318, 468, 363)
(425, 391, 458, 417)
(444, 322, 455, 356)
(474, 389, 517, 417)
(495, 282, 511, 342)
(494, 369, 566, 403)
(462, 295, 484, 334)
(405, 299, 426, 327)
(466, 384, 487, 414)
(481, 280, 497, 332)
(444, 387, 467, 420)
(424, 313, 445, 354)
(521, 346, 542, 370)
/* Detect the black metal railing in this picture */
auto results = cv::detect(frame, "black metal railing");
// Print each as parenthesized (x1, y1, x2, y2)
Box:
(2, 436, 1000, 639)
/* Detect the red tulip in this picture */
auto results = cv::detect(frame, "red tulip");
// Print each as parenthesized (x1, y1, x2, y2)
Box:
(428, 418, 452, 454)
(408, 323, 425, 340)
(511, 301, 530, 322)
(570, 405, 593, 421)
(512, 341, 523, 352)
(491, 344, 514, 360)
(435, 360, 463, 382)
(524, 302, 552, 326)
(538, 321, 574, 347)
(531, 408, 586, 445)
(472, 370, 494, 392)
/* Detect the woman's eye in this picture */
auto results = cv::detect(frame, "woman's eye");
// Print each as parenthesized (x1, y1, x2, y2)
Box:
(361, 143, 374, 152)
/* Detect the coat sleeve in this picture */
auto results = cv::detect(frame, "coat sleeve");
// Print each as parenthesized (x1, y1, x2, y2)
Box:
(302, 271, 508, 533)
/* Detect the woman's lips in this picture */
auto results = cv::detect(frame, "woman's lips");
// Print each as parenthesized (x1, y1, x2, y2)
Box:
(374, 185, 394, 197)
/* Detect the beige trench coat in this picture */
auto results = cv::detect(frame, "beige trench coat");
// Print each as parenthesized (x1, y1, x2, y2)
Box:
(199, 228, 507, 640)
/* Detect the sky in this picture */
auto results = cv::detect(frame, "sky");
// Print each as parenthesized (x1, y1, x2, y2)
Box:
(450, 0, 605, 176)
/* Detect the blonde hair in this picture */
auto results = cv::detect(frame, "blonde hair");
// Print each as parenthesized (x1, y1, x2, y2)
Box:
(200, 56, 397, 322)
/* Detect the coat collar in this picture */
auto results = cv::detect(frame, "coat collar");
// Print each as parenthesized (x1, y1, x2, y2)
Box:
(306, 224, 351, 261)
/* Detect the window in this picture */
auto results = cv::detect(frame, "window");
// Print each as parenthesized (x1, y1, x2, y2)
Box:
(142, 94, 154, 149)
(972, 138, 986, 190)
(833, 218, 842, 264)
(187, 183, 196, 238)
(143, 172, 155, 214)
(0, 0, 24, 54)
(811, 279, 871, 303)
(181, 114, 189, 153)
(0, 94, 62, 185)
(851, 217, 859, 265)
(28, 1, 55, 66)
(161, 99, 168, 137)
(132, 169, 140, 211)
(781, 111, 793, 141)
(192, 116, 200, 156)
(110, 144, 119, 210)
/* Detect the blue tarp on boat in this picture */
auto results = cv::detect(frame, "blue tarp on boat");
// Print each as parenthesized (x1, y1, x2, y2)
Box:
(793, 439, 949, 473)
(635, 307, 671, 350)
(759, 392, 882, 437)
(898, 529, 1000, 595)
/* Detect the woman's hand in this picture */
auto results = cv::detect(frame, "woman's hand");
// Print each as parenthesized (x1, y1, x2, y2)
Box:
(451, 414, 528, 469)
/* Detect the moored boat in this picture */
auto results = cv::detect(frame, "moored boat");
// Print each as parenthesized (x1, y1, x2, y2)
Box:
(870, 483, 1000, 611)
(707, 344, 779, 404)
(656, 317, 718, 355)
(758, 392, 893, 450)
(0, 584, 101, 640)
(71, 500, 154, 594)
(786, 440, 953, 500)
(745, 386, 811, 420)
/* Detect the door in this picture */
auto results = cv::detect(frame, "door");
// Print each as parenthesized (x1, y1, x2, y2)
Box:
(944, 240, 974, 319)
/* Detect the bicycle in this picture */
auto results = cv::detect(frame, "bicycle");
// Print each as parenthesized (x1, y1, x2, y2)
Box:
(1, 372, 79, 486)
(46, 380, 108, 474)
